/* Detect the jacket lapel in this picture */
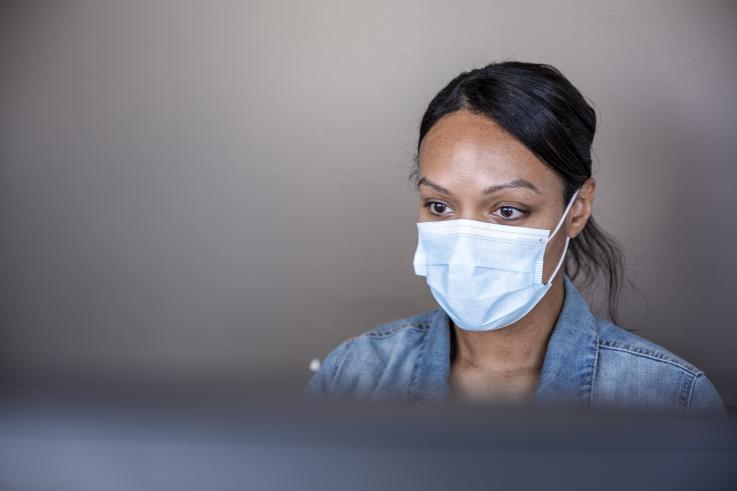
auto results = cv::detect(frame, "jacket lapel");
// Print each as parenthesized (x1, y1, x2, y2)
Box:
(408, 307, 451, 404)
(533, 276, 600, 409)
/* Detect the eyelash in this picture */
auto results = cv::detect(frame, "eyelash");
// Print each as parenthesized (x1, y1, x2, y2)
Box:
(423, 200, 529, 221)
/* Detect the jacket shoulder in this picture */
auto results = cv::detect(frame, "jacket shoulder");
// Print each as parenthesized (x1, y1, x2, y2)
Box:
(593, 319, 725, 415)
(596, 319, 699, 373)
(304, 309, 440, 400)
(362, 308, 438, 338)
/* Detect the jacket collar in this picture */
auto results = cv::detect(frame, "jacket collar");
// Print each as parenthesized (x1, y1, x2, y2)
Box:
(533, 276, 600, 408)
(409, 275, 600, 407)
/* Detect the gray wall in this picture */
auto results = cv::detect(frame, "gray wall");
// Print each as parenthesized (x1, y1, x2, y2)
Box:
(1, 0, 736, 404)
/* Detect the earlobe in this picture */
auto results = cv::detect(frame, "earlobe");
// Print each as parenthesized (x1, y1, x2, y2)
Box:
(566, 202, 584, 239)
(569, 178, 595, 238)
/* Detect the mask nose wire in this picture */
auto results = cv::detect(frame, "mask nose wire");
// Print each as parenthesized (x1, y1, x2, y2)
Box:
(542, 189, 581, 285)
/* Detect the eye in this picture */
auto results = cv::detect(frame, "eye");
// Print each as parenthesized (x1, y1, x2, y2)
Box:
(424, 200, 454, 216)
(493, 206, 527, 221)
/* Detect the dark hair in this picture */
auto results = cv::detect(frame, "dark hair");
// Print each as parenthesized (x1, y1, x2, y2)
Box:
(412, 61, 625, 323)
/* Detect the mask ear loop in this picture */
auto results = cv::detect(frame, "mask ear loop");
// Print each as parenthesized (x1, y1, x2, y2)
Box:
(543, 189, 580, 285)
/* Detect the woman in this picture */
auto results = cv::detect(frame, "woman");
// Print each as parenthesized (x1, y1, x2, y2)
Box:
(305, 61, 725, 415)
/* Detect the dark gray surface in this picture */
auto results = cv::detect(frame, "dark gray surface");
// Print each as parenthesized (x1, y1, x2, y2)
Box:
(0, 398, 736, 491)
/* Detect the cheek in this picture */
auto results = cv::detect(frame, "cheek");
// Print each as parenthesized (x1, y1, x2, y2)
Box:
(417, 203, 427, 221)
(418, 203, 435, 223)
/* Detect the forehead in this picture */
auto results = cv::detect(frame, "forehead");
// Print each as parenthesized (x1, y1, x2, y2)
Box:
(418, 109, 563, 193)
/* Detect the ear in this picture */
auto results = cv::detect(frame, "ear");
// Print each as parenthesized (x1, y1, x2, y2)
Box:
(567, 177, 595, 238)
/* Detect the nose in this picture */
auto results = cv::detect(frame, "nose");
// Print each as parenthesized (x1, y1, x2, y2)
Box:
(457, 206, 488, 222)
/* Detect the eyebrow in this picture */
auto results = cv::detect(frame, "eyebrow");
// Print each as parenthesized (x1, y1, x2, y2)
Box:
(417, 177, 541, 195)
(417, 177, 452, 195)
(483, 178, 541, 195)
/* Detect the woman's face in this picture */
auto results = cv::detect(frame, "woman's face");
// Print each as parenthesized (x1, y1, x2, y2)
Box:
(416, 109, 593, 283)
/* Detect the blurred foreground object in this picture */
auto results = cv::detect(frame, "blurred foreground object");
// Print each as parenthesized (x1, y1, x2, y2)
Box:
(0, 395, 735, 491)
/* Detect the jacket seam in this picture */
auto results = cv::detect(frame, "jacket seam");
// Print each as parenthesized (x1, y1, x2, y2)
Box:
(588, 337, 601, 409)
(597, 342, 698, 376)
(367, 323, 431, 339)
(328, 337, 356, 391)
(408, 327, 430, 402)
(684, 372, 703, 413)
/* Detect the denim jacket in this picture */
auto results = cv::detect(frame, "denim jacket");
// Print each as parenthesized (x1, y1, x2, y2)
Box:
(305, 276, 726, 415)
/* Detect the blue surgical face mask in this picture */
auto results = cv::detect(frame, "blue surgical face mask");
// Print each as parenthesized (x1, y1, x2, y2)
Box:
(413, 190, 580, 331)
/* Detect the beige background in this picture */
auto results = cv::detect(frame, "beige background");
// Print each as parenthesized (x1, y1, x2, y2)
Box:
(1, 0, 736, 405)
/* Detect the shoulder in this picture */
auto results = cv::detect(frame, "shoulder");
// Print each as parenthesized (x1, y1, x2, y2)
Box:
(303, 309, 440, 400)
(596, 319, 700, 372)
(361, 308, 437, 341)
(592, 318, 725, 416)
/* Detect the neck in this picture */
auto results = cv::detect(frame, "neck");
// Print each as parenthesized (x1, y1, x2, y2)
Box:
(450, 275, 566, 372)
